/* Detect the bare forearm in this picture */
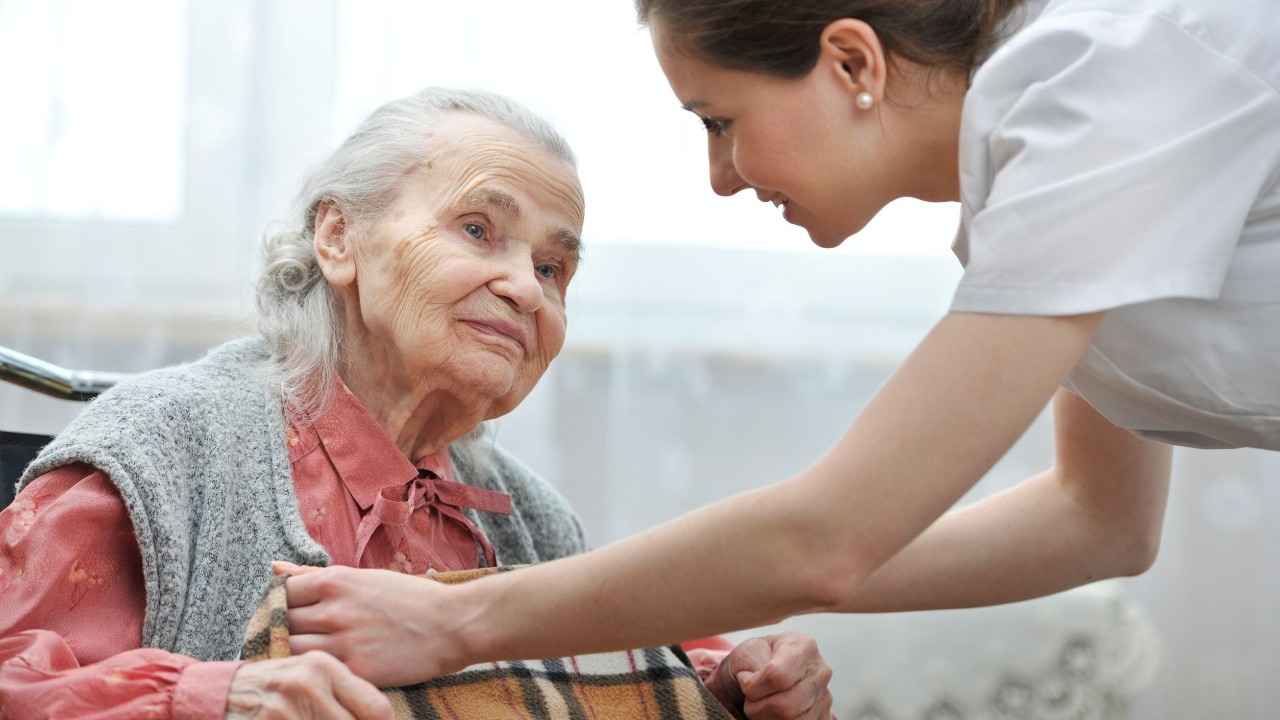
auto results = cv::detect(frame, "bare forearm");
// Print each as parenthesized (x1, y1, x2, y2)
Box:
(840, 391, 1173, 612)
(452, 314, 1106, 665)
(456, 482, 850, 662)
(290, 314, 1109, 682)
(838, 470, 1139, 611)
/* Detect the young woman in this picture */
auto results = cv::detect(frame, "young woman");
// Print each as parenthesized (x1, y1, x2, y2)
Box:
(281, 0, 1280, 698)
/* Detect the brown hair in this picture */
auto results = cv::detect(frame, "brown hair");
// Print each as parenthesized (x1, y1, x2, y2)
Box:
(635, 0, 1024, 78)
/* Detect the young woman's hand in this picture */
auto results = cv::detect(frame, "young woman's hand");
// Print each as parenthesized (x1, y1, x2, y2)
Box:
(278, 563, 470, 687)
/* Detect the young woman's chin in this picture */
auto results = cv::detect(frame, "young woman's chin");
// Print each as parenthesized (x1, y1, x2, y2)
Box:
(801, 215, 861, 249)
(802, 203, 886, 249)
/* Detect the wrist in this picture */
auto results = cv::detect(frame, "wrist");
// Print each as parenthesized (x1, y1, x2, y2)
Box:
(441, 578, 498, 672)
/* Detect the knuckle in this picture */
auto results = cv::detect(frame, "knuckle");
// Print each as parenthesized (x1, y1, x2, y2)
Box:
(311, 566, 349, 592)
(261, 696, 292, 718)
(755, 662, 783, 686)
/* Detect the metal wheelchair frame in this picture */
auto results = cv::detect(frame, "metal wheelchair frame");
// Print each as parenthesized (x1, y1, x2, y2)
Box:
(0, 345, 127, 507)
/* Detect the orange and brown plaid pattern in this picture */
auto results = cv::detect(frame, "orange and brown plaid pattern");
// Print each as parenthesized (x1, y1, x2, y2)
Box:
(241, 568, 733, 720)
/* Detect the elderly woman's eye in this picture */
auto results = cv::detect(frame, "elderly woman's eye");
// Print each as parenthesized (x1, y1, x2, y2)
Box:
(464, 223, 486, 240)
(536, 264, 558, 280)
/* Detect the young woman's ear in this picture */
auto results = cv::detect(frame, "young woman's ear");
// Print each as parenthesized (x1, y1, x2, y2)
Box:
(819, 18, 887, 107)
(313, 201, 357, 289)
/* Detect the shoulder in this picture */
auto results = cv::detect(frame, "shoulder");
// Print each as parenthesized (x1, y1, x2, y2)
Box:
(70, 337, 270, 421)
(960, 0, 1280, 197)
(21, 338, 280, 486)
(449, 431, 587, 558)
(973, 0, 1276, 101)
(111, 337, 270, 399)
(451, 434, 573, 513)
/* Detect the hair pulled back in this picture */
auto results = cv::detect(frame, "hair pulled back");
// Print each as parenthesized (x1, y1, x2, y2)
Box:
(635, 0, 1024, 77)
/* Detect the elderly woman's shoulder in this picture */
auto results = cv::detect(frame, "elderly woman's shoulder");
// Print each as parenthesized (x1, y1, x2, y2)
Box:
(451, 433, 569, 505)
(19, 338, 281, 490)
(82, 337, 275, 426)
(450, 432, 588, 560)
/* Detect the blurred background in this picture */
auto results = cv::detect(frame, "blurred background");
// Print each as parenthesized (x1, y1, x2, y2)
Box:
(2, 1, 1276, 717)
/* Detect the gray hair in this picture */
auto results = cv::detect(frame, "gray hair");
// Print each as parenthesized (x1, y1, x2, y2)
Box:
(254, 86, 577, 423)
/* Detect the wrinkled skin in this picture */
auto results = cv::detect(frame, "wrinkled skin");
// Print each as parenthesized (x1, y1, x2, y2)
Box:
(692, 634, 836, 720)
(228, 112, 585, 716)
(226, 651, 393, 720)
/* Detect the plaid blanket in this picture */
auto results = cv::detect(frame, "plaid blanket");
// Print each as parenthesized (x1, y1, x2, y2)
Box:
(241, 567, 733, 719)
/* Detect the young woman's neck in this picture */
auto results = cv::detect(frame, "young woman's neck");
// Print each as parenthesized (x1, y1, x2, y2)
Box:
(887, 64, 969, 203)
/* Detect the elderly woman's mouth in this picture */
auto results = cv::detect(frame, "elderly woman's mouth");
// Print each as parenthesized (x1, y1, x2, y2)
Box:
(459, 319, 528, 354)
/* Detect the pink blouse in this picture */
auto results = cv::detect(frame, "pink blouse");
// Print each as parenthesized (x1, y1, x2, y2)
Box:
(0, 384, 511, 720)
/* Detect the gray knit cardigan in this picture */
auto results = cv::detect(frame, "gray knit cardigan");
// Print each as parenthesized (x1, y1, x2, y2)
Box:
(18, 338, 586, 661)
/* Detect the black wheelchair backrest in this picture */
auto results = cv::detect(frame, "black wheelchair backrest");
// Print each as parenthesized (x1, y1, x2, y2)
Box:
(1, 431, 53, 508)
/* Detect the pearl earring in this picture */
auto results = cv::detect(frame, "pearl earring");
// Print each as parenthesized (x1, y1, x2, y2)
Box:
(855, 91, 875, 110)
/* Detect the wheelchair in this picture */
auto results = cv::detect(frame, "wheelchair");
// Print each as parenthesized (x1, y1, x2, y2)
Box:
(0, 345, 126, 507)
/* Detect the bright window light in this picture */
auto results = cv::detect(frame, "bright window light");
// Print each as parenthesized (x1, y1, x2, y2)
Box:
(332, 0, 958, 257)
(0, 0, 186, 222)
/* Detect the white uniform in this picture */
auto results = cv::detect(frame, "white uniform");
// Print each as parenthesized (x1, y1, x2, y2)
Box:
(951, 0, 1280, 449)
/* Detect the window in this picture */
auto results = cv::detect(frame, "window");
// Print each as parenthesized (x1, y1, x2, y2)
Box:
(1, 0, 961, 359)
(0, 0, 186, 222)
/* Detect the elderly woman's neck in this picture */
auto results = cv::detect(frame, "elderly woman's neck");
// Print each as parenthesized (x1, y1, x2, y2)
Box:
(338, 365, 487, 462)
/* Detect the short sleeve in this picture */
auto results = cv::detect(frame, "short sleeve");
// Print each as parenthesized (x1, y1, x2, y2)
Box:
(951, 5, 1280, 315)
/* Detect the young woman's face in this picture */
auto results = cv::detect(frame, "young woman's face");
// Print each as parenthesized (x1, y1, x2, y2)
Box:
(650, 20, 901, 248)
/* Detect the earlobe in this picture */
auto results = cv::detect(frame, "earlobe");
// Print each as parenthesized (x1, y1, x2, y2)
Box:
(313, 201, 357, 288)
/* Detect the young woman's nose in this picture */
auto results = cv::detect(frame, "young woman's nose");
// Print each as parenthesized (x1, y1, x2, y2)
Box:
(708, 138, 748, 197)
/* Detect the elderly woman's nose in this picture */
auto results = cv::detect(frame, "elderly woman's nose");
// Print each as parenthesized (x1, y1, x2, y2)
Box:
(708, 140, 746, 197)
(489, 258, 544, 313)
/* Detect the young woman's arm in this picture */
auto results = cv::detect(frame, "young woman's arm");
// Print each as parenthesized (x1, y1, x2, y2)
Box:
(286, 310, 1160, 685)
(836, 387, 1171, 612)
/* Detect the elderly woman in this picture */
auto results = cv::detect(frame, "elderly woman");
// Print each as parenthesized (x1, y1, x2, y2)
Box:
(0, 87, 832, 720)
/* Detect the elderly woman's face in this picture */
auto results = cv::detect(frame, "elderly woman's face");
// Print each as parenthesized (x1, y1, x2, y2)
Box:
(332, 113, 585, 419)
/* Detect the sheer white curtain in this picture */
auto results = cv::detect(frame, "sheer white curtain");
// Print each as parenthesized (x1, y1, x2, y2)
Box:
(1, 1, 1276, 717)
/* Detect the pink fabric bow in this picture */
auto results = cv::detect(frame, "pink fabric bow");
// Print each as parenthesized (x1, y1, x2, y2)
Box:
(354, 472, 512, 572)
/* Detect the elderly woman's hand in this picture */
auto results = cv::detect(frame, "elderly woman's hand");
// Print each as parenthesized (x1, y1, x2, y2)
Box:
(226, 651, 394, 720)
(696, 633, 835, 720)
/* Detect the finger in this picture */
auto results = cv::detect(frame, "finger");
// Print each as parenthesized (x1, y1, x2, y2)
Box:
(742, 661, 833, 720)
(287, 598, 344, 635)
(284, 566, 336, 607)
(273, 560, 310, 575)
(719, 637, 771, 677)
(738, 635, 816, 697)
(737, 662, 800, 699)
(286, 601, 367, 666)
(326, 656, 396, 720)
(303, 657, 363, 720)
(288, 631, 342, 659)
(741, 682, 820, 720)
